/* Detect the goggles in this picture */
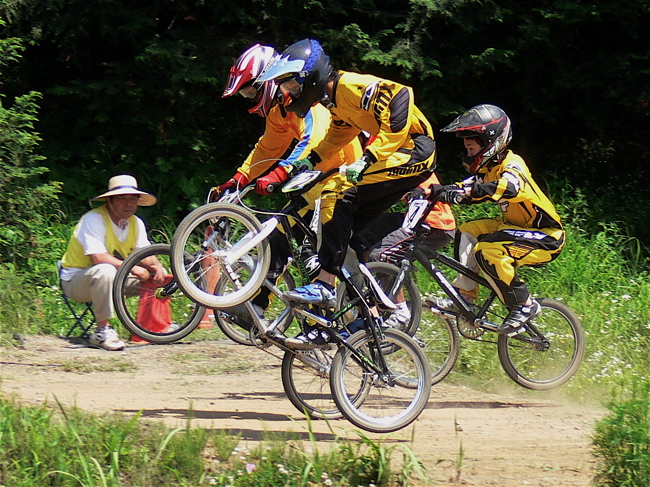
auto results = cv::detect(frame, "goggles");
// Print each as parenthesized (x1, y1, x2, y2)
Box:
(280, 78, 303, 97)
(238, 85, 258, 99)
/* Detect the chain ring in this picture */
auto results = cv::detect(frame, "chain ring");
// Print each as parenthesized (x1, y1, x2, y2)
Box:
(456, 315, 485, 339)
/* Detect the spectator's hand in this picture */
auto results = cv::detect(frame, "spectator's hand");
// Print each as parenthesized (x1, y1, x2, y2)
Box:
(404, 187, 426, 203)
(151, 262, 166, 285)
(130, 265, 152, 282)
(345, 158, 370, 183)
(255, 166, 289, 194)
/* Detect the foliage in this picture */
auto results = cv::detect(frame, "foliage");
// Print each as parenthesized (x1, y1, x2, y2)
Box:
(1, 0, 649, 247)
(0, 89, 63, 268)
(593, 380, 650, 486)
(0, 264, 43, 343)
(0, 396, 419, 486)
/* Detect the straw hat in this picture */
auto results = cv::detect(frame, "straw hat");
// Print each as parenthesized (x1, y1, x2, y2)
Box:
(91, 175, 157, 206)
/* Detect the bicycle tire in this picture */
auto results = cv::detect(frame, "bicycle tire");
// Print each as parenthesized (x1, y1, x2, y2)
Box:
(170, 203, 271, 309)
(497, 297, 584, 390)
(281, 347, 366, 420)
(417, 312, 461, 385)
(335, 262, 421, 336)
(330, 328, 432, 433)
(113, 243, 205, 343)
(215, 269, 296, 346)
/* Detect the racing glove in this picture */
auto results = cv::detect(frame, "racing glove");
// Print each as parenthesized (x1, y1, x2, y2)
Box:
(255, 166, 289, 195)
(288, 151, 321, 175)
(404, 187, 426, 203)
(207, 172, 249, 202)
(429, 183, 467, 205)
(345, 153, 375, 184)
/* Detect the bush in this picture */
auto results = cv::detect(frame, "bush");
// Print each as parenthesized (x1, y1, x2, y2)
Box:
(0, 264, 43, 343)
(593, 380, 650, 486)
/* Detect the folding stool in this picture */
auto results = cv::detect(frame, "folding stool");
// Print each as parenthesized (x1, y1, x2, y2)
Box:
(56, 261, 96, 338)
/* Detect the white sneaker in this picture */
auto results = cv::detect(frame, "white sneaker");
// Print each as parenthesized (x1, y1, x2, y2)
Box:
(89, 327, 125, 351)
(384, 310, 411, 330)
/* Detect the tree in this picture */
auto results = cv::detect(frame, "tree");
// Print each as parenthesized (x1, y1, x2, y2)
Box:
(0, 20, 62, 269)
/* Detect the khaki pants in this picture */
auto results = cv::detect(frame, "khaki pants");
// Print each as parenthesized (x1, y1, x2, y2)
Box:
(62, 263, 139, 322)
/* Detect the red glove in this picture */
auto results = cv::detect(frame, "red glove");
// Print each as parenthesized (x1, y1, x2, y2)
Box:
(255, 166, 289, 195)
(220, 172, 249, 192)
(208, 172, 249, 202)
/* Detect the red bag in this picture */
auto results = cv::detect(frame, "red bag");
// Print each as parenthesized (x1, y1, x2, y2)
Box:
(134, 275, 174, 341)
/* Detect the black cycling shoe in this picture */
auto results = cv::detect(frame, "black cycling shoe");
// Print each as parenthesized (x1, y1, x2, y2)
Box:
(497, 300, 542, 337)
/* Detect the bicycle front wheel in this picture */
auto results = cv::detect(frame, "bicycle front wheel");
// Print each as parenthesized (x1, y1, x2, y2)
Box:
(330, 328, 431, 433)
(170, 203, 271, 309)
(366, 261, 421, 336)
(113, 243, 205, 343)
(497, 297, 585, 390)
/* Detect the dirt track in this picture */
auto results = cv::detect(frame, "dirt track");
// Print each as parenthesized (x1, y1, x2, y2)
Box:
(0, 335, 604, 486)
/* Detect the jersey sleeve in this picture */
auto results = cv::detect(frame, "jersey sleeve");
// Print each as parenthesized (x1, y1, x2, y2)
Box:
(365, 82, 415, 162)
(237, 108, 296, 180)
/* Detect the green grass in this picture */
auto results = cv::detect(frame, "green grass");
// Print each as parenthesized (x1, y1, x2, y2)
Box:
(0, 395, 424, 486)
(592, 379, 650, 486)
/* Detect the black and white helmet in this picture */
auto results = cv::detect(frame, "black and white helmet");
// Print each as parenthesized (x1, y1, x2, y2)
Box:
(441, 104, 512, 173)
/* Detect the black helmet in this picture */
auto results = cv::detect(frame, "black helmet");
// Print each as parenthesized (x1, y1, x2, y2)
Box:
(257, 38, 332, 118)
(441, 104, 512, 173)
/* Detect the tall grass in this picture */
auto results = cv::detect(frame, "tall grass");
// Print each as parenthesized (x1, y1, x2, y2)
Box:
(592, 379, 650, 486)
(0, 396, 421, 486)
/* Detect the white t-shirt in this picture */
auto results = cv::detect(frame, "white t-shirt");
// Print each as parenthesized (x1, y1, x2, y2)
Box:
(60, 211, 151, 281)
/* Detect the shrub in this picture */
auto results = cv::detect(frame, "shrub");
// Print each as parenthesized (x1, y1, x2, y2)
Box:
(593, 380, 650, 486)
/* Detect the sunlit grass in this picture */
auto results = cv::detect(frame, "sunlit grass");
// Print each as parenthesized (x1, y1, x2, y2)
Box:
(0, 395, 423, 486)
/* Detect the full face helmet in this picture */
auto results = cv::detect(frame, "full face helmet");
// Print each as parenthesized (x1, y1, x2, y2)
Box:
(222, 44, 279, 117)
(256, 38, 332, 118)
(441, 104, 512, 173)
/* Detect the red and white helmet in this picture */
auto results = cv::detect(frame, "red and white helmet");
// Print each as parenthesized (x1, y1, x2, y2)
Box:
(222, 44, 279, 117)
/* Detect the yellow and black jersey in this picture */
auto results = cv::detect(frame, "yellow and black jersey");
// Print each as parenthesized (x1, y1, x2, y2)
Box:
(238, 103, 356, 181)
(468, 151, 562, 230)
(313, 71, 433, 163)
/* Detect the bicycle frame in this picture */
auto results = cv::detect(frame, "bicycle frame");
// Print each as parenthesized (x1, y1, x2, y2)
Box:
(386, 198, 552, 344)
(212, 171, 399, 376)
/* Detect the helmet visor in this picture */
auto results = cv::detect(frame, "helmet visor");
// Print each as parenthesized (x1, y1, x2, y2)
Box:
(257, 55, 306, 83)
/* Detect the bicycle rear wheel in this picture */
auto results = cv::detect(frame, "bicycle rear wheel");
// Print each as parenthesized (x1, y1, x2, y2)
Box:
(281, 347, 368, 420)
(330, 328, 431, 433)
(335, 262, 421, 336)
(417, 312, 460, 385)
(170, 203, 271, 309)
(113, 243, 205, 343)
(497, 297, 584, 390)
(216, 268, 296, 346)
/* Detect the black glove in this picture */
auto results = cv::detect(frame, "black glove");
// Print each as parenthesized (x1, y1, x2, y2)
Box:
(404, 187, 426, 203)
(429, 184, 466, 204)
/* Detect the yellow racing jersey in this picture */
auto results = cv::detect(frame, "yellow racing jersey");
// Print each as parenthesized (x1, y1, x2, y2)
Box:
(237, 103, 358, 180)
(313, 71, 433, 163)
(467, 150, 563, 230)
